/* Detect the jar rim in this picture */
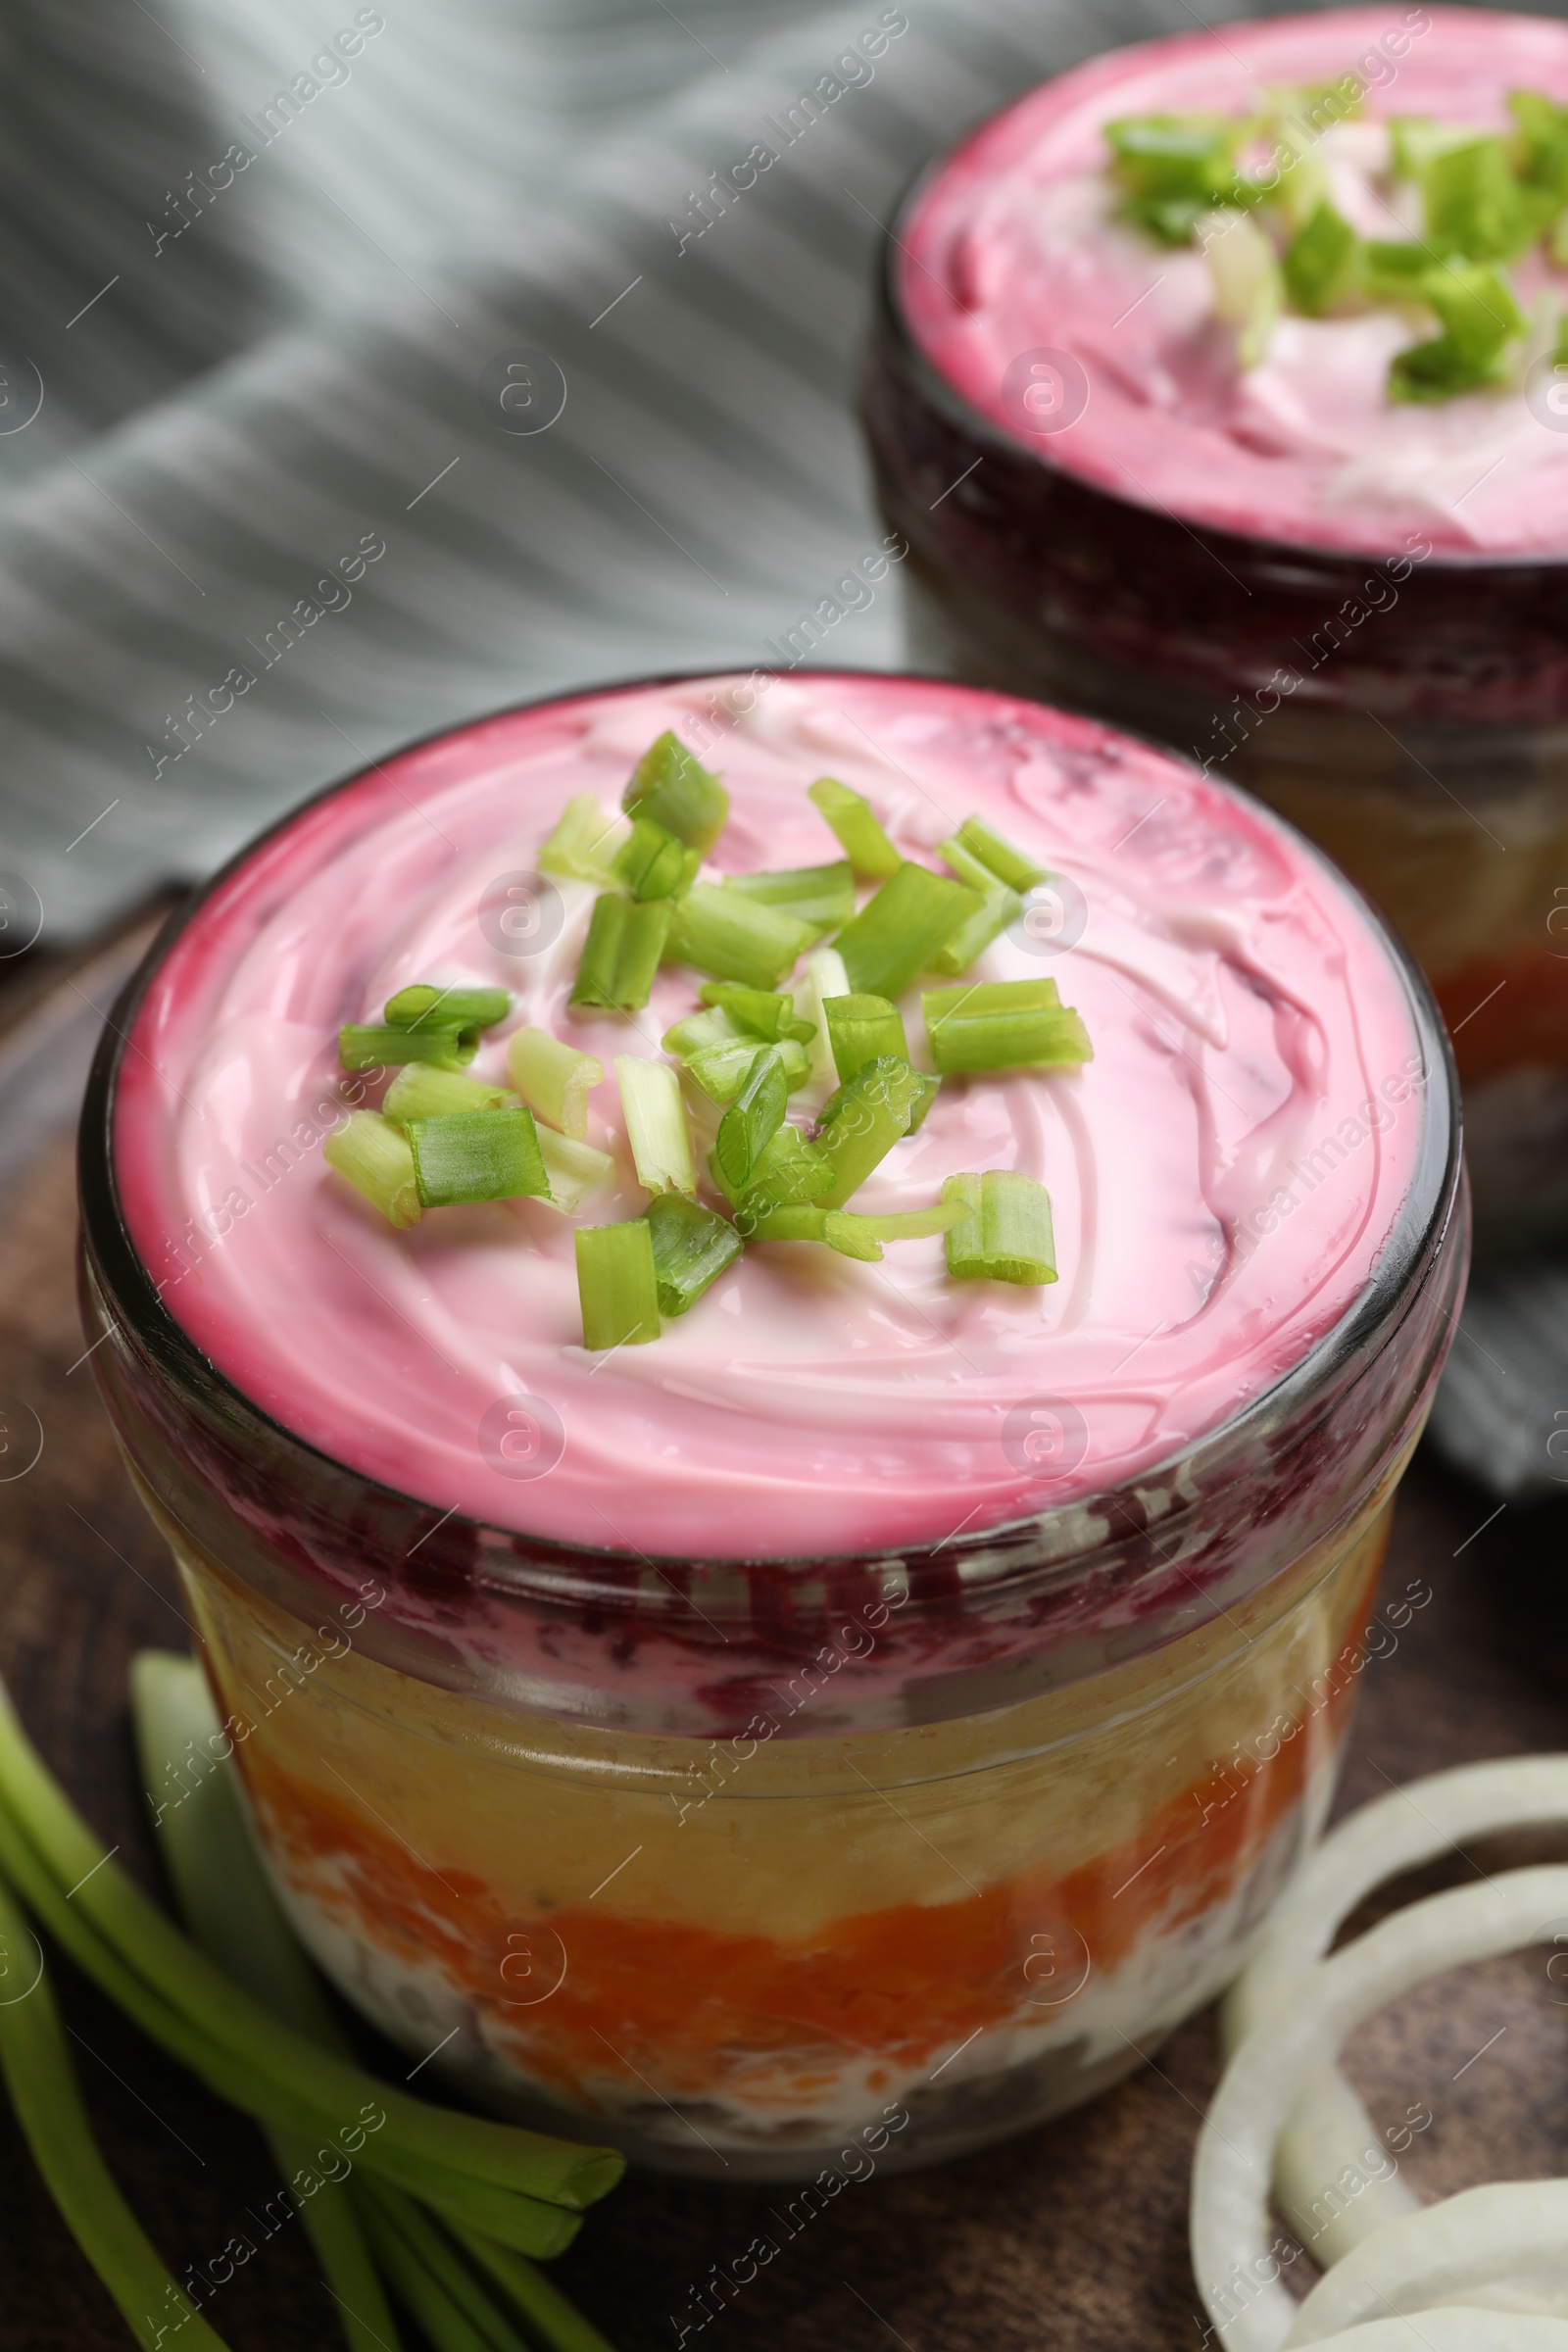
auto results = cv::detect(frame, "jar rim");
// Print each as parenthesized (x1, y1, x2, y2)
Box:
(77, 664, 1464, 1607)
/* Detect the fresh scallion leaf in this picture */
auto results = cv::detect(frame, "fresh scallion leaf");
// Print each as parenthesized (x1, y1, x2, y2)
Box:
(644, 1192, 742, 1315)
(807, 777, 902, 879)
(812, 1055, 927, 1208)
(952, 816, 1046, 893)
(662, 1005, 747, 1057)
(622, 733, 728, 852)
(536, 1127, 614, 1214)
(834, 863, 979, 1000)
(340, 1022, 476, 1071)
(1420, 132, 1550, 261)
(568, 894, 672, 1011)
(823, 993, 907, 1083)
(696, 982, 815, 1042)
(446, 2219, 621, 2352)
(664, 884, 815, 988)
(614, 1056, 695, 1194)
(736, 1202, 836, 1246)
(1105, 112, 1258, 243)
(932, 838, 1022, 976)
(1390, 259, 1526, 400)
(574, 1222, 661, 1349)
(713, 1046, 788, 1190)
(1510, 89, 1568, 202)
(923, 979, 1094, 1075)
(507, 1029, 604, 1140)
(835, 1200, 969, 1246)
(942, 1171, 1057, 1285)
(723, 860, 856, 935)
(384, 984, 511, 1032)
(1203, 205, 1283, 368)
(1357, 237, 1434, 299)
(730, 1202, 956, 1260)
(1283, 198, 1361, 315)
(732, 1124, 833, 1213)
(1390, 116, 1488, 178)
(324, 1111, 422, 1228)
(538, 794, 630, 884)
(384, 1067, 518, 1122)
(683, 1037, 809, 1104)
(797, 945, 851, 1089)
(612, 815, 701, 902)
(407, 1108, 550, 1207)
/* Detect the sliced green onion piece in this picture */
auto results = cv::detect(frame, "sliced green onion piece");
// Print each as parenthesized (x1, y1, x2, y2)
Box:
(923, 979, 1094, 1075)
(823, 993, 907, 1083)
(697, 982, 815, 1042)
(733, 1124, 833, 1213)
(1104, 112, 1258, 243)
(953, 816, 1046, 893)
(737, 1201, 831, 1245)
(1390, 260, 1526, 402)
(797, 945, 851, 1089)
(1421, 132, 1549, 262)
(384, 1066, 518, 1121)
(662, 1005, 747, 1057)
(807, 777, 902, 879)
(812, 1055, 926, 1208)
(644, 1192, 741, 1315)
(1202, 205, 1282, 368)
(612, 815, 701, 902)
(622, 732, 728, 852)
(723, 860, 856, 935)
(384, 984, 511, 1032)
(614, 1056, 695, 1194)
(574, 1222, 661, 1349)
(1283, 198, 1360, 315)
(1511, 88, 1568, 202)
(908, 1073, 941, 1133)
(684, 1037, 809, 1104)
(340, 1021, 475, 1071)
(324, 1111, 421, 1227)
(507, 1028, 604, 1140)
(1390, 115, 1489, 178)
(713, 1046, 787, 1190)
(536, 1126, 614, 1214)
(406, 1108, 550, 1206)
(1357, 237, 1433, 298)
(838, 1200, 969, 1245)
(664, 884, 815, 988)
(568, 893, 672, 1011)
(834, 863, 978, 1001)
(943, 1171, 1057, 1285)
(933, 837, 1022, 976)
(539, 793, 630, 884)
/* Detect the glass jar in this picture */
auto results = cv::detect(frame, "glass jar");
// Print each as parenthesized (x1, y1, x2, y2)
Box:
(76, 692, 1465, 2180)
(861, 30, 1568, 1247)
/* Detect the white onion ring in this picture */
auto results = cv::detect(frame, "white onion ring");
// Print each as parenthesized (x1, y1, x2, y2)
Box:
(1283, 2182, 1568, 2344)
(1285, 2315, 1568, 2351)
(1192, 1864, 1568, 2352)
(1224, 1757, 1568, 2263)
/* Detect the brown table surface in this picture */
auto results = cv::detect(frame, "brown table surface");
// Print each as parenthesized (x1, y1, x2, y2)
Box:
(4, 924, 1568, 2352)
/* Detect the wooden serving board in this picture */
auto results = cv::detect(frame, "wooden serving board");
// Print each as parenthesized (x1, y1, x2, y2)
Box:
(3, 938, 1567, 2352)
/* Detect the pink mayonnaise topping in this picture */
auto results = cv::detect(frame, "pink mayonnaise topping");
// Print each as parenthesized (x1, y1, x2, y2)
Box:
(114, 673, 1424, 1560)
(898, 6, 1568, 556)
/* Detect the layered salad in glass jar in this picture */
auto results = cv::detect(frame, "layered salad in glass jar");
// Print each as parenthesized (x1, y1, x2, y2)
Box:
(80, 670, 1462, 2178)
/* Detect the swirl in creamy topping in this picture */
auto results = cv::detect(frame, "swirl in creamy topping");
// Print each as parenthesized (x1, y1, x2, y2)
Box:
(114, 672, 1424, 1559)
(898, 5, 1568, 554)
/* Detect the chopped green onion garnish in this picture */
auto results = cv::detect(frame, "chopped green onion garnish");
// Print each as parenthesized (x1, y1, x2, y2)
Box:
(942, 1171, 1057, 1285)
(697, 982, 815, 1042)
(723, 860, 856, 935)
(614, 1055, 695, 1194)
(732, 1124, 833, 1212)
(812, 1054, 926, 1208)
(384, 983, 511, 1031)
(798, 945, 851, 1089)
(734, 1201, 834, 1247)
(664, 883, 815, 988)
(1283, 198, 1360, 315)
(734, 1201, 962, 1260)
(538, 793, 630, 883)
(953, 816, 1046, 893)
(834, 862, 979, 1001)
(683, 1037, 809, 1104)
(323, 1111, 421, 1227)
(663, 1004, 749, 1056)
(569, 893, 672, 1011)
(840, 1200, 969, 1245)
(507, 1028, 604, 1140)
(713, 1046, 787, 1191)
(1420, 133, 1551, 262)
(1105, 112, 1258, 243)
(1358, 237, 1436, 297)
(923, 979, 1094, 1076)
(612, 815, 701, 902)
(807, 777, 902, 879)
(340, 1021, 476, 1071)
(536, 1126, 614, 1214)
(622, 732, 729, 852)
(1510, 89, 1568, 202)
(644, 1193, 741, 1315)
(406, 1107, 550, 1206)
(909, 1073, 942, 1133)
(1390, 116, 1488, 178)
(383, 1065, 518, 1121)
(933, 837, 1022, 976)
(575, 1222, 661, 1349)
(823, 993, 907, 1083)
(1203, 205, 1282, 368)
(1390, 260, 1525, 402)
